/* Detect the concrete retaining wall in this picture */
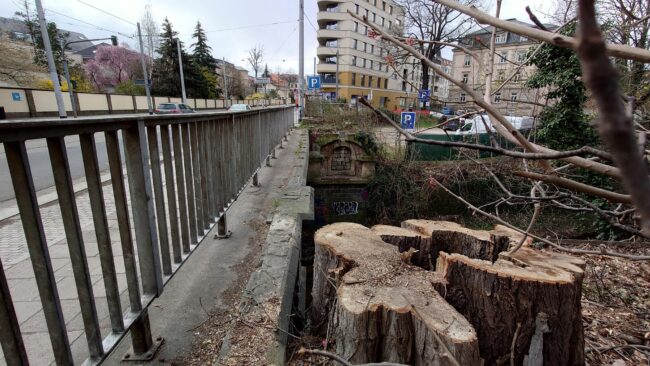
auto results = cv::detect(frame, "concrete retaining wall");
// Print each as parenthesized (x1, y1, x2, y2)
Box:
(0, 86, 290, 119)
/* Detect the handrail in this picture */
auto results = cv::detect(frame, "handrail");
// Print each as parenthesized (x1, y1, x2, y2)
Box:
(0, 106, 294, 365)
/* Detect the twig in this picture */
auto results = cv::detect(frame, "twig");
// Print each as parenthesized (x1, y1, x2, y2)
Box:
(510, 322, 522, 366)
(297, 348, 351, 365)
(587, 344, 650, 353)
(525, 6, 548, 31)
(430, 177, 650, 260)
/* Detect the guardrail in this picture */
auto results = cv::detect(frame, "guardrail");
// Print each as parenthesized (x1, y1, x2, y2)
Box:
(0, 106, 293, 365)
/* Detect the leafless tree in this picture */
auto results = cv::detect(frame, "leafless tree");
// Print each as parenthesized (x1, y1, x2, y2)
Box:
(140, 3, 158, 79)
(247, 44, 264, 78)
(0, 35, 44, 86)
(398, 0, 481, 96)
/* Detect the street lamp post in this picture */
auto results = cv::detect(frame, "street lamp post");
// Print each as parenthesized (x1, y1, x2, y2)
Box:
(61, 35, 118, 118)
(176, 39, 187, 104)
(35, 0, 66, 118)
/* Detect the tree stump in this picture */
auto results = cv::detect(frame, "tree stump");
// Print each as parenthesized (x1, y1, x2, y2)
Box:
(312, 222, 481, 365)
(404, 220, 585, 366)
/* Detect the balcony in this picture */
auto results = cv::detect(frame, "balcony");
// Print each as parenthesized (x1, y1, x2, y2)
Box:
(317, 46, 338, 55)
(316, 11, 347, 22)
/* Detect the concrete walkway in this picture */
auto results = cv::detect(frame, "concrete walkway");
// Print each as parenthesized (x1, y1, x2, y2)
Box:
(0, 129, 308, 365)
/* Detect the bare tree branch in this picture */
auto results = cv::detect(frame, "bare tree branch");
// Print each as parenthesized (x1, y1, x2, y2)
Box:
(525, 6, 549, 31)
(432, 0, 650, 62)
(577, 0, 650, 234)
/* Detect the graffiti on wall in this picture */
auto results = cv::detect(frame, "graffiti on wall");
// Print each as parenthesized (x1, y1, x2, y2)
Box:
(332, 201, 359, 216)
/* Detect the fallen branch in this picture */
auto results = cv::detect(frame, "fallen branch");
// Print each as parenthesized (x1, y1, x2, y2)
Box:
(513, 170, 631, 204)
(349, 10, 622, 179)
(361, 98, 612, 160)
(430, 177, 650, 261)
(296, 348, 411, 366)
(432, 0, 650, 63)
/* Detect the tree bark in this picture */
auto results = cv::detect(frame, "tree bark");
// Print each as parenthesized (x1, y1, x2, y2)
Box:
(312, 220, 585, 366)
(312, 222, 480, 365)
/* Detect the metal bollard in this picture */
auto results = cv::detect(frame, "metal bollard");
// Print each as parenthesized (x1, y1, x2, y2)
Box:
(271, 148, 277, 159)
(265, 155, 271, 167)
(214, 214, 232, 239)
(253, 171, 259, 186)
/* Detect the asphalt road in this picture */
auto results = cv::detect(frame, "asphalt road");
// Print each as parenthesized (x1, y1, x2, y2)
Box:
(0, 107, 271, 202)
(0, 134, 115, 202)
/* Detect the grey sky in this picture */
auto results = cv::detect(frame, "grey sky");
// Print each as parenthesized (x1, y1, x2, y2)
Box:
(2, 0, 554, 76)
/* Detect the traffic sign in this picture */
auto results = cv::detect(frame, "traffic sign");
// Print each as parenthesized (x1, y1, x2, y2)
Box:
(307, 75, 321, 90)
(400, 111, 416, 131)
(11, 92, 21, 101)
(254, 77, 271, 84)
(418, 89, 430, 101)
(135, 79, 152, 87)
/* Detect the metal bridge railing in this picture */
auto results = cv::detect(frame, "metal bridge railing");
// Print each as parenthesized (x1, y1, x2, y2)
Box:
(0, 106, 293, 365)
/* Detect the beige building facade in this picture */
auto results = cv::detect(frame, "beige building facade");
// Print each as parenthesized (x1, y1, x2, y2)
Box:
(315, 0, 422, 110)
(448, 19, 553, 116)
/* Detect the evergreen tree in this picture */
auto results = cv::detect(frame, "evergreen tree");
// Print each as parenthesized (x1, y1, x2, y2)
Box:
(151, 18, 210, 98)
(191, 21, 216, 70)
(262, 64, 270, 78)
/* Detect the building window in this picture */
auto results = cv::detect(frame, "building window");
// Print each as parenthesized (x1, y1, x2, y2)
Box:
(368, 76, 373, 87)
(520, 35, 528, 42)
(361, 75, 366, 86)
(363, 58, 366, 67)
(464, 55, 471, 66)
(353, 39, 357, 49)
(389, 5, 393, 14)
(388, 20, 392, 29)
(494, 92, 501, 103)
(511, 92, 518, 101)
(497, 51, 508, 63)
(384, 78, 388, 88)
(382, 1, 386, 10)
(497, 70, 506, 81)
(495, 33, 507, 44)
(354, 22, 358, 32)
(462, 73, 468, 83)
(325, 5, 339, 12)
(365, 9, 369, 18)
(355, 4, 359, 14)
(326, 22, 338, 30)
(352, 56, 357, 66)
(369, 60, 373, 69)
(433, 85, 439, 92)
(325, 39, 338, 48)
(352, 73, 356, 86)
(373, 0, 377, 6)
(513, 72, 521, 82)
(517, 50, 526, 62)
(460, 93, 466, 102)
(372, 12, 376, 22)
(370, 44, 374, 54)
(380, 17, 384, 26)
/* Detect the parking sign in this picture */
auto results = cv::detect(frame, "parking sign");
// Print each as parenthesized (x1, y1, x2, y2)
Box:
(400, 112, 416, 131)
(418, 89, 430, 101)
(307, 76, 321, 90)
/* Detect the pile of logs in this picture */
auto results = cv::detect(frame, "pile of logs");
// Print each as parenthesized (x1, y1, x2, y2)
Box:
(311, 220, 585, 365)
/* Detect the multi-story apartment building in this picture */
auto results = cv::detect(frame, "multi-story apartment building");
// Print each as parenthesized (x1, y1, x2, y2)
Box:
(428, 57, 452, 102)
(316, 0, 421, 110)
(448, 19, 554, 116)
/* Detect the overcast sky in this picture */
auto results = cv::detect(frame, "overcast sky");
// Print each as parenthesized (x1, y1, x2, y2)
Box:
(2, 0, 554, 76)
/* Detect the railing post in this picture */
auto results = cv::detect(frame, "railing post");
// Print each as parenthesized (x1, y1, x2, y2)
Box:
(122, 120, 164, 360)
(215, 214, 231, 239)
(0, 259, 28, 365)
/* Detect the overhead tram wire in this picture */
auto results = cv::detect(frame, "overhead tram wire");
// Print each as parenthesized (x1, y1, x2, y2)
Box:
(267, 26, 298, 62)
(74, 0, 136, 26)
(303, 12, 318, 32)
(44, 8, 134, 39)
(204, 19, 297, 33)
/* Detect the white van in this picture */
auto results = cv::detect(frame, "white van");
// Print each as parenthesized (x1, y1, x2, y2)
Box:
(455, 114, 534, 135)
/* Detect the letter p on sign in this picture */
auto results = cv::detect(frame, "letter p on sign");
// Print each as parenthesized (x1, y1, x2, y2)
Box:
(400, 112, 416, 131)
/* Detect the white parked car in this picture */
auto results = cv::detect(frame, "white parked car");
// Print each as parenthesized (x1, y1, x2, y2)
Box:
(455, 114, 534, 135)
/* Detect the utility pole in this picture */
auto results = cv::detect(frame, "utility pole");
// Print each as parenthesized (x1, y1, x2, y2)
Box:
(137, 23, 153, 114)
(60, 40, 77, 117)
(35, 0, 66, 118)
(298, 0, 304, 117)
(223, 57, 229, 102)
(176, 38, 187, 104)
(335, 50, 339, 100)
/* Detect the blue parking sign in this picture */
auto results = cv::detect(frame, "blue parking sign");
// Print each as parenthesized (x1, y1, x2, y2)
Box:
(418, 89, 430, 101)
(11, 92, 21, 101)
(307, 76, 321, 90)
(400, 112, 416, 131)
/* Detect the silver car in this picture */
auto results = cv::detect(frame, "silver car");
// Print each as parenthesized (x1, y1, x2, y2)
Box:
(154, 103, 195, 114)
(228, 104, 252, 112)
